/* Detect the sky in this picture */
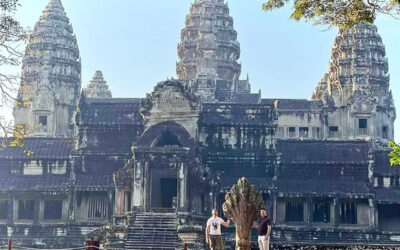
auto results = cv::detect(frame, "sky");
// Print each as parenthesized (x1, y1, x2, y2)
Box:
(3, 0, 400, 141)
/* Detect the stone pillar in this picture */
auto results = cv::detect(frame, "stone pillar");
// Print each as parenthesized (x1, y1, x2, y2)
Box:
(178, 161, 188, 212)
(7, 193, 14, 224)
(114, 187, 122, 214)
(68, 188, 75, 222)
(333, 197, 340, 228)
(33, 193, 40, 225)
(367, 149, 375, 185)
(271, 192, 277, 224)
(306, 197, 313, 224)
(133, 159, 144, 211)
(143, 160, 150, 212)
(108, 190, 113, 223)
(368, 199, 376, 229)
(323, 111, 329, 139)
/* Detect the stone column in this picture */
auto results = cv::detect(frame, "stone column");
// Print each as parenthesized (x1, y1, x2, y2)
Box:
(114, 187, 122, 214)
(178, 161, 188, 212)
(108, 190, 114, 223)
(68, 188, 75, 222)
(7, 193, 14, 225)
(133, 159, 144, 211)
(333, 197, 340, 228)
(367, 150, 375, 185)
(33, 193, 40, 225)
(323, 111, 329, 139)
(143, 160, 150, 212)
(271, 192, 278, 224)
(368, 199, 376, 229)
(306, 197, 313, 224)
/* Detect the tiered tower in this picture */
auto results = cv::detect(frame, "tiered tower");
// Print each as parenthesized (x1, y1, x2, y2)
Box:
(176, 0, 241, 82)
(313, 23, 396, 140)
(85, 71, 112, 99)
(13, 0, 81, 137)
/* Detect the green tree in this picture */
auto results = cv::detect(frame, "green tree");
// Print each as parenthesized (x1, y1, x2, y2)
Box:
(388, 141, 400, 166)
(262, 0, 400, 28)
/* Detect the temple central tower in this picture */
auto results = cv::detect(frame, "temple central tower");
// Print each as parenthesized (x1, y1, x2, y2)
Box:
(176, 0, 241, 82)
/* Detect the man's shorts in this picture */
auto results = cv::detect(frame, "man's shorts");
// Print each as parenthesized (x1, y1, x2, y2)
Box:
(209, 235, 224, 250)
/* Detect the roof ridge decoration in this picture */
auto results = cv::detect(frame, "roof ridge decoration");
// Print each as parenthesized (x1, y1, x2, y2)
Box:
(140, 79, 201, 138)
(140, 79, 200, 115)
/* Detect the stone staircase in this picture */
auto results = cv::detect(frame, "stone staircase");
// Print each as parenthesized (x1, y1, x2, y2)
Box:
(125, 211, 181, 250)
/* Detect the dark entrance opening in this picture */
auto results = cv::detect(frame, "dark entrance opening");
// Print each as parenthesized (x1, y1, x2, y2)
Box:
(378, 204, 400, 232)
(155, 130, 181, 147)
(160, 178, 177, 208)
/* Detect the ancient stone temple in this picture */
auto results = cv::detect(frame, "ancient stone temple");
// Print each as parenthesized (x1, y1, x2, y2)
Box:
(1, 0, 400, 249)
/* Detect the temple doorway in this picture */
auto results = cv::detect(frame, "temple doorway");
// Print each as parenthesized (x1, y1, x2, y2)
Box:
(150, 170, 177, 209)
(161, 178, 177, 208)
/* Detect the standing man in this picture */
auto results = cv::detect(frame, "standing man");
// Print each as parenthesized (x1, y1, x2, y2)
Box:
(206, 209, 231, 250)
(255, 209, 271, 250)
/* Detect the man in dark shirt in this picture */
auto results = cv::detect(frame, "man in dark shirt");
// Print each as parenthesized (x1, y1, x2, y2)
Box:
(255, 209, 271, 250)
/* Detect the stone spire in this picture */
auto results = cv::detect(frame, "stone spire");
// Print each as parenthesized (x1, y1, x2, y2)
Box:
(313, 23, 396, 140)
(85, 71, 112, 99)
(13, 0, 81, 137)
(313, 23, 391, 107)
(176, 0, 241, 81)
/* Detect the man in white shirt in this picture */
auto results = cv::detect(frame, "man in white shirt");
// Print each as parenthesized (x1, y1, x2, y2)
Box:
(205, 209, 231, 250)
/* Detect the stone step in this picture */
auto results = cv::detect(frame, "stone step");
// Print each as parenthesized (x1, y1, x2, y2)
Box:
(125, 212, 181, 250)
(149, 208, 176, 213)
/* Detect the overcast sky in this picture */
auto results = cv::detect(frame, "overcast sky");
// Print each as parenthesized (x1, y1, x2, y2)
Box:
(3, 0, 400, 141)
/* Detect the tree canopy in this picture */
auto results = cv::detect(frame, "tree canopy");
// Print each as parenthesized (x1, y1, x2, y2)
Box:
(262, 0, 400, 28)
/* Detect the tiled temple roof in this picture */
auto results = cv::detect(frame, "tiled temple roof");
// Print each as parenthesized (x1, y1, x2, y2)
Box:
(75, 175, 114, 190)
(261, 99, 323, 111)
(201, 103, 275, 126)
(0, 138, 75, 160)
(231, 93, 260, 104)
(79, 98, 143, 126)
(277, 179, 371, 198)
(276, 140, 370, 164)
(0, 176, 69, 192)
(374, 149, 400, 176)
(374, 188, 400, 204)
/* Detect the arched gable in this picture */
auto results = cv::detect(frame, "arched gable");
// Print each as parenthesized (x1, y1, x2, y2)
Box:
(134, 121, 197, 151)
